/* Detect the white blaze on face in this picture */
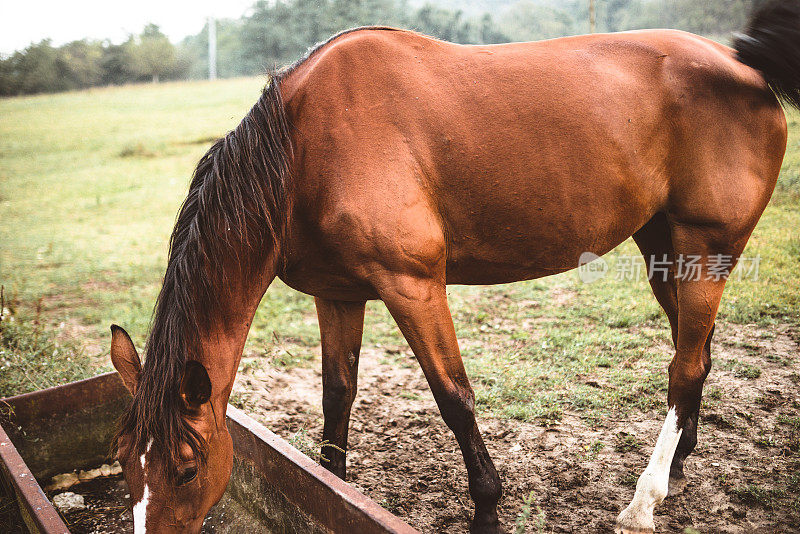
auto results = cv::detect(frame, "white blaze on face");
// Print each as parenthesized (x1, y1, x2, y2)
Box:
(616, 407, 682, 533)
(133, 440, 153, 534)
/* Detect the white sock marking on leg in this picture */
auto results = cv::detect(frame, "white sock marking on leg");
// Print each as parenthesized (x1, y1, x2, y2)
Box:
(616, 407, 682, 532)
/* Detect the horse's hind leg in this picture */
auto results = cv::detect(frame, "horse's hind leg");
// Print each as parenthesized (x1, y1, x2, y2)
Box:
(315, 297, 366, 479)
(375, 275, 502, 533)
(632, 213, 679, 346)
(632, 213, 713, 496)
(668, 323, 715, 496)
(617, 223, 747, 534)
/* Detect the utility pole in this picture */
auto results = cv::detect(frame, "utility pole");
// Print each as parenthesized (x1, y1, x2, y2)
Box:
(208, 16, 217, 80)
(589, 0, 596, 33)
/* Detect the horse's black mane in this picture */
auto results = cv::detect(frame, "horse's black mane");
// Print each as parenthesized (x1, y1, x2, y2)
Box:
(116, 74, 292, 474)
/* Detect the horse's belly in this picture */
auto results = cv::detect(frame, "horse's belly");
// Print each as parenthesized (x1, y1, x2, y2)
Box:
(442, 207, 646, 285)
(434, 139, 662, 285)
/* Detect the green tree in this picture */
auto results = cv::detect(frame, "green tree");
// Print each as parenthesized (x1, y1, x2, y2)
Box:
(241, 0, 307, 70)
(100, 38, 136, 85)
(601, 0, 641, 32)
(59, 40, 104, 88)
(127, 24, 177, 83)
(326, 0, 401, 32)
(180, 19, 251, 79)
(7, 40, 65, 94)
(411, 5, 481, 43)
(478, 13, 511, 44)
(498, 1, 577, 42)
(0, 56, 14, 96)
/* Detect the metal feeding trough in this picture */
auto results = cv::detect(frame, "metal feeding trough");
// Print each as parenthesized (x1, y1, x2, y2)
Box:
(0, 373, 419, 534)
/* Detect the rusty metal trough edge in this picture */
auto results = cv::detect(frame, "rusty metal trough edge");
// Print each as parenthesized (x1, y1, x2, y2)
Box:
(0, 372, 421, 534)
(0, 423, 70, 534)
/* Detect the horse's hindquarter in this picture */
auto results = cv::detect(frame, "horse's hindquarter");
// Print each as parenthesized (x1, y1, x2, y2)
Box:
(280, 28, 783, 294)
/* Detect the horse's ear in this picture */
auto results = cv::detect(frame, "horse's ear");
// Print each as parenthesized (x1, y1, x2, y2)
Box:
(180, 360, 212, 411)
(110, 324, 141, 394)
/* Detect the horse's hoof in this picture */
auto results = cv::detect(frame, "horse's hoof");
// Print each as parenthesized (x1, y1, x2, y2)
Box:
(614, 525, 654, 534)
(667, 475, 687, 497)
(616, 505, 655, 534)
(469, 520, 504, 534)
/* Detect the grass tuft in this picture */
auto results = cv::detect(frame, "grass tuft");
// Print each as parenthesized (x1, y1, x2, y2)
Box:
(117, 142, 161, 158)
(730, 484, 780, 509)
(614, 433, 643, 453)
(0, 313, 92, 397)
(514, 491, 546, 534)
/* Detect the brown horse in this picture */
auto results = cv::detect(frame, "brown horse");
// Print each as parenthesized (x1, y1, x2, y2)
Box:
(107, 1, 800, 532)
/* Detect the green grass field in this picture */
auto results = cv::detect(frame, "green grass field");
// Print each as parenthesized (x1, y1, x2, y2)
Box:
(1, 77, 799, 422)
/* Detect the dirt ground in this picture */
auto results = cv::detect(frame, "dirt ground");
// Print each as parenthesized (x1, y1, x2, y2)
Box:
(232, 322, 800, 533)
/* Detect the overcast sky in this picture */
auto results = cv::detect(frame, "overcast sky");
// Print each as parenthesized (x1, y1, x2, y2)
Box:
(0, 0, 257, 55)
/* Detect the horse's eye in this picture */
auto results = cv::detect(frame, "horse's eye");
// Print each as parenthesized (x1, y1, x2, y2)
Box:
(177, 466, 198, 486)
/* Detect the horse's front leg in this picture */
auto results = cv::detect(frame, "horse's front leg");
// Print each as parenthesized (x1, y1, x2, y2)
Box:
(315, 297, 366, 479)
(376, 274, 503, 533)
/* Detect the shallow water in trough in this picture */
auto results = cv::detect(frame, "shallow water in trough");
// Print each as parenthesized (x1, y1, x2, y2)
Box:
(49, 472, 267, 533)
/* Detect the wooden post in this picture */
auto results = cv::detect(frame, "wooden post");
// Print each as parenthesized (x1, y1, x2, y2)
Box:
(208, 16, 217, 80)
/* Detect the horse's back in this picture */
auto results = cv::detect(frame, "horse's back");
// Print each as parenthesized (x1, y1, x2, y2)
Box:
(279, 28, 786, 294)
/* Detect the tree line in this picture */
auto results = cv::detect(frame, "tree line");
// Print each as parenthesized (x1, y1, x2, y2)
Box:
(0, 24, 186, 95)
(0, 0, 767, 96)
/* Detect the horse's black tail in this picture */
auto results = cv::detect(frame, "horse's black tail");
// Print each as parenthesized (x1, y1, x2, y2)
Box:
(733, 0, 800, 110)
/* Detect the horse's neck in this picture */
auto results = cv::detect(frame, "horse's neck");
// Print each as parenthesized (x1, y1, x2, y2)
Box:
(198, 270, 275, 412)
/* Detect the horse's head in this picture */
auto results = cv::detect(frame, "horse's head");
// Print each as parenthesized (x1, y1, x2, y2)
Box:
(110, 325, 233, 533)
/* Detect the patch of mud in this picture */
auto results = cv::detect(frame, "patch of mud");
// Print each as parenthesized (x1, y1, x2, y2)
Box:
(233, 323, 800, 533)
